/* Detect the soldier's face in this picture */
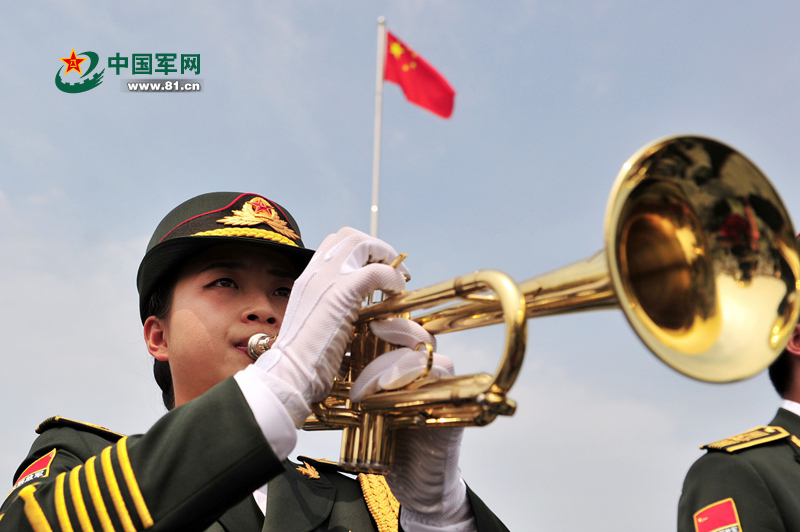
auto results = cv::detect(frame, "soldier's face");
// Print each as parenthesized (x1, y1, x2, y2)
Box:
(144, 243, 297, 406)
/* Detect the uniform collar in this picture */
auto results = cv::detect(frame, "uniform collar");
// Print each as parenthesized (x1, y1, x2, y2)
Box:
(211, 461, 336, 532)
(262, 460, 336, 532)
(781, 399, 800, 419)
(773, 404, 800, 435)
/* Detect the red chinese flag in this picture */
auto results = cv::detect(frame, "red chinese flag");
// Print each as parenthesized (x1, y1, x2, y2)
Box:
(384, 32, 455, 119)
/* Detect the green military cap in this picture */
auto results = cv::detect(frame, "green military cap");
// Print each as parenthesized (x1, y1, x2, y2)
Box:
(137, 192, 315, 322)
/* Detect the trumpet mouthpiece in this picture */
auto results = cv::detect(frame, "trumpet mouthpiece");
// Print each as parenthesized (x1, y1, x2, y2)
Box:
(247, 333, 275, 360)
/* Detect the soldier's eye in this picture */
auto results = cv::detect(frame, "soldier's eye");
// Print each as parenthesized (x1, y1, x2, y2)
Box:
(210, 278, 237, 288)
(274, 286, 292, 298)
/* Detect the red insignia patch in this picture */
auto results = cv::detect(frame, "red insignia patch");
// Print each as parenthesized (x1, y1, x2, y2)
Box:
(694, 498, 741, 532)
(13, 449, 57, 489)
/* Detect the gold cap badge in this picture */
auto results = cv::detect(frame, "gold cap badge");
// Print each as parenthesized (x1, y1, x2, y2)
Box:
(216, 197, 300, 240)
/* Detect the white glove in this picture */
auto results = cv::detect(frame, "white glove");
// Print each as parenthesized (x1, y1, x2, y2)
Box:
(349, 319, 453, 398)
(351, 318, 476, 531)
(252, 227, 408, 427)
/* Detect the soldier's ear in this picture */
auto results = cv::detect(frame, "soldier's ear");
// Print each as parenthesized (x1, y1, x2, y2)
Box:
(144, 316, 170, 361)
(787, 324, 800, 356)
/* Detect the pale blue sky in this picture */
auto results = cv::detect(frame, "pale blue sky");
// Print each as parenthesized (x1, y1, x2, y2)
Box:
(2, 2, 799, 530)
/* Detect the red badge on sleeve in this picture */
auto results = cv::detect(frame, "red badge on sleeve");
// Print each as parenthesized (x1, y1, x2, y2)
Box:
(13, 449, 57, 489)
(693, 498, 741, 532)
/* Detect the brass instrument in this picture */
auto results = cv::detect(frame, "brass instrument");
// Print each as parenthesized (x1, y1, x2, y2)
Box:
(262, 136, 800, 474)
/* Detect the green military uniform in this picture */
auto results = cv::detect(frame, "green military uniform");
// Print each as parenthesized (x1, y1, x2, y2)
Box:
(678, 407, 800, 531)
(0, 378, 508, 531)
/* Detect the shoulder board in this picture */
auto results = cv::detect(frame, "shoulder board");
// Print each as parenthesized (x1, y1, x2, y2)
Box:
(702, 425, 790, 452)
(36, 416, 124, 441)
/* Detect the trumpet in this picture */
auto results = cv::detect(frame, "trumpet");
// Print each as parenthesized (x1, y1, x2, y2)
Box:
(254, 136, 800, 474)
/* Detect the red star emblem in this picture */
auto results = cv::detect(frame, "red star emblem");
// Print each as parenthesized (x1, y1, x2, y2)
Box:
(250, 197, 274, 216)
(60, 49, 87, 75)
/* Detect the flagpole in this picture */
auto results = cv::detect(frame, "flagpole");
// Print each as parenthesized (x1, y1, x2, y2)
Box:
(370, 16, 387, 238)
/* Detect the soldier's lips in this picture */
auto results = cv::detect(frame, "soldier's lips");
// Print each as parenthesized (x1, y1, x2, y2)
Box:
(234, 334, 274, 359)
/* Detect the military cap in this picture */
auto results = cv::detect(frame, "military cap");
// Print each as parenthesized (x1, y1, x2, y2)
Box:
(137, 192, 315, 321)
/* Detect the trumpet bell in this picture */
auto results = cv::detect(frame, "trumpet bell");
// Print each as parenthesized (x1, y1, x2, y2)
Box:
(607, 136, 799, 381)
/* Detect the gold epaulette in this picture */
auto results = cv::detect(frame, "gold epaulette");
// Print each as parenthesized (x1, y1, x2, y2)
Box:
(35, 416, 124, 440)
(702, 425, 790, 452)
(358, 474, 400, 532)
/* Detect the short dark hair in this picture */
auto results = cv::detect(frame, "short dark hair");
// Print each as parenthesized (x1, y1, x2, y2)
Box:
(143, 271, 178, 410)
(771, 235, 800, 398)
(768, 347, 792, 398)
